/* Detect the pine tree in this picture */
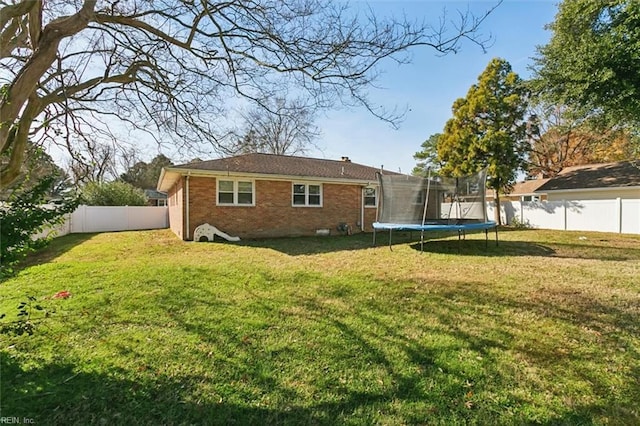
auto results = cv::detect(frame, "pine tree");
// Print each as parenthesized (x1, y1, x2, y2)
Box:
(437, 58, 528, 224)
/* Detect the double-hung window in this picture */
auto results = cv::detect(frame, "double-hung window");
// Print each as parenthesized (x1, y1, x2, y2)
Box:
(363, 187, 377, 208)
(292, 183, 322, 207)
(217, 179, 254, 206)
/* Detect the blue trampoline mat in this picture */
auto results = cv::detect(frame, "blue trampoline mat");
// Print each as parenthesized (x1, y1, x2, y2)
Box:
(373, 221, 497, 232)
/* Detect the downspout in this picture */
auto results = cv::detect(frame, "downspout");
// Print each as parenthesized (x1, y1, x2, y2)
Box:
(357, 186, 362, 232)
(185, 174, 190, 240)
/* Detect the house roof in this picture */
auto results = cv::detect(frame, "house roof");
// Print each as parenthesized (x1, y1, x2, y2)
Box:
(508, 178, 551, 195)
(536, 160, 640, 192)
(157, 153, 397, 191)
(144, 189, 167, 199)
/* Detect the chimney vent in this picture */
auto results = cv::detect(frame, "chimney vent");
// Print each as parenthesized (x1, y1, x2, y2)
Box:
(340, 156, 351, 162)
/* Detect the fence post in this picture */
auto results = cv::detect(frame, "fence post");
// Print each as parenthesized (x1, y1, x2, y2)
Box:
(616, 197, 622, 234)
(76, 205, 87, 233)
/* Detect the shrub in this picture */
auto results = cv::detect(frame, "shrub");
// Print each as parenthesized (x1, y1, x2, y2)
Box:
(81, 181, 148, 206)
(510, 215, 533, 229)
(0, 176, 79, 276)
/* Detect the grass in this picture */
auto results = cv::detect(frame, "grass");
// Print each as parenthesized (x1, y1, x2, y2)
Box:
(1, 228, 639, 425)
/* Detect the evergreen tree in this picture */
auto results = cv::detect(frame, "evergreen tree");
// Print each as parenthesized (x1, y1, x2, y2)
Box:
(120, 154, 173, 190)
(412, 133, 443, 176)
(437, 58, 528, 224)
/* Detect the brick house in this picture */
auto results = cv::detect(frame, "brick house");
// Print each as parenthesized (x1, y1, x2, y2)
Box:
(157, 153, 398, 240)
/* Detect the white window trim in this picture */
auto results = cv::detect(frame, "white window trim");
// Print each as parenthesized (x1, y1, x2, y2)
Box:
(217, 179, 255, 206)
(363, 186, 377, 208)
(292, 182, 323, 207)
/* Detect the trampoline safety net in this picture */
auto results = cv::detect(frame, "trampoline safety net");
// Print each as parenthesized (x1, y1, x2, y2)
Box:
(376, 168, 489, 225)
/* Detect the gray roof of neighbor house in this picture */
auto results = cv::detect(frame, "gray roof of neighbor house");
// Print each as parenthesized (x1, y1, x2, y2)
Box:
(158, 153, 398, 191)
(144, 189, 167, 199)
(536, 161, 640, 192)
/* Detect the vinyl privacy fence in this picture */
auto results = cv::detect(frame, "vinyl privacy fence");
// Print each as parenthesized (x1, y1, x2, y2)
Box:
(35, 199, 639, 239)
(487, 198, 640, 234)
(35, 205, 168, 239)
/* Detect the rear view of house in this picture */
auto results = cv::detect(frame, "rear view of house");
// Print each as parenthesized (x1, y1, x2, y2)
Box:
(157, 153, 395, 240)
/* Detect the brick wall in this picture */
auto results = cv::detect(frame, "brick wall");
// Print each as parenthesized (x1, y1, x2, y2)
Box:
(185, 176, 376, 239)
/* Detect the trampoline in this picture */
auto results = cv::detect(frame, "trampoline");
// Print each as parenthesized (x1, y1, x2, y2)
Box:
(372, 168, 498, 251)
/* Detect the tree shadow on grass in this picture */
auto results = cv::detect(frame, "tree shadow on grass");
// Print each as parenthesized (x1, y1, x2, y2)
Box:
(238, 229, 505, 256)
(409, 239, 556, 257)
(6, 233, 97, 277)
(238, 233, 377, 256)
(409, 238, 640, 261)
(237, 227, 640, 262)
(0, 347, 507, 425)
(4, 270, 639, 424)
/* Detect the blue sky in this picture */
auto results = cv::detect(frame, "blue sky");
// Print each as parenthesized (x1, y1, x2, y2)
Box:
(310, 0, 560, 174)
(44, 0, 560, 175)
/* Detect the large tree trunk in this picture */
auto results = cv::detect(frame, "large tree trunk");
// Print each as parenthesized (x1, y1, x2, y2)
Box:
(494, 189, 502, 226)
(0, 0, 97, 188)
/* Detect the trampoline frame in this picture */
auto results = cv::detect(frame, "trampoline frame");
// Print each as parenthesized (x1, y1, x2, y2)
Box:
(372, 220, 498, 251)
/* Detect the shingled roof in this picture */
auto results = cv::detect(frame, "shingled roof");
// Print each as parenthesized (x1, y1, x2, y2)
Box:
(158, 153, 397, 191)
(172, 153, 392, 181)
(536, 161, 640, 192)
(509, 178, 550, 195)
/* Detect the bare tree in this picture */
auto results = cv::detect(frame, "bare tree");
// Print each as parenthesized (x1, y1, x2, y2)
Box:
(0, 0, 500, 188)
(228, 98, 320, 155)
(66, 141, 118, 184)
(526, 102, 636, 178)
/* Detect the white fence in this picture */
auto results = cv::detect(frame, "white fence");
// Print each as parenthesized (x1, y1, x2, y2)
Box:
(487, 198, 640, 235)
(35, 205, 168, 239)
(33, 199, 639, 239)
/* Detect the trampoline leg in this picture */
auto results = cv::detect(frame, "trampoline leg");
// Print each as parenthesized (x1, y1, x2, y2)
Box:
(485, 228, 488, 249)
(495, 226, 499, 246)
(389, 229, 393, 251)
(373, 229, 376, 247)
(420, 230, 424, 253)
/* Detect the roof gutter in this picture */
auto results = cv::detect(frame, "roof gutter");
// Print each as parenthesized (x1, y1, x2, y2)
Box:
(161, 166, 379, 186)
(535, 185, 640, 194)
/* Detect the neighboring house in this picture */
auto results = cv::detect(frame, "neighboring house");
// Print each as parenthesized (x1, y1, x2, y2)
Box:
(535, 160, 640, 201)
(144, 189, 168, 206)
(486, 178, 550, 203)
(157, 153, 396, 240)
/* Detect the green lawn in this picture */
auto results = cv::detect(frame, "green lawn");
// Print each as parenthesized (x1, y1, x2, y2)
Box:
(1, 228, 639, 425)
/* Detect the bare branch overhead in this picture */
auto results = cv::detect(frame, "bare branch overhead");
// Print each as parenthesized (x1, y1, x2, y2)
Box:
(1, 0, 500, 187)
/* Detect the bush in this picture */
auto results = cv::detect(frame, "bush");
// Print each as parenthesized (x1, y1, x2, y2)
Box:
(0, 176, 79, 276)
(81, 181, 148, 206)
(509, 215, 533, 229)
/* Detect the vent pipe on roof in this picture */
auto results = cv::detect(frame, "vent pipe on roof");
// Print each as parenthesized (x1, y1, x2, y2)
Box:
(341, 156, 351, 162)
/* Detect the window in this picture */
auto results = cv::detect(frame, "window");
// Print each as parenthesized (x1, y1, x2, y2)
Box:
(412, 191, 426, 205)
(292, 183, 322, 206)
(363, 187, 377, 207)
(217, 179, 254, 206)
(522, 195, 540, 202)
